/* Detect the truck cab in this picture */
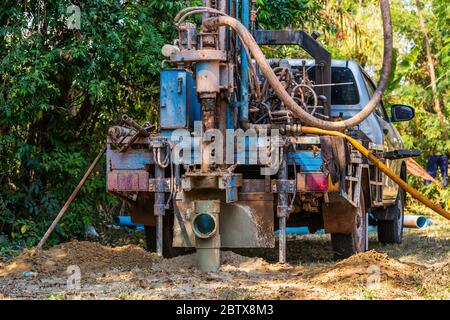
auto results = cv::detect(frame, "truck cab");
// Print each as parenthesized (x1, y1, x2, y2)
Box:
(289, 59, 412, 204)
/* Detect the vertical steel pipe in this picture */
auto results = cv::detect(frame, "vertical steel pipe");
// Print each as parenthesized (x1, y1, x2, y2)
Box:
(279, 215, 286, 263)
(154, 153, 166, 257)
(156, 215, 163, 256)
(239, 0, 249, 122)
(278, 147, 288, 263)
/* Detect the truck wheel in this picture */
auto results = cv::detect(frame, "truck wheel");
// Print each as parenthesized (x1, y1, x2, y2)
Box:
(377, 188, 405, 244)
(144, 212, 186, 258)
(331, 191, 368, 259)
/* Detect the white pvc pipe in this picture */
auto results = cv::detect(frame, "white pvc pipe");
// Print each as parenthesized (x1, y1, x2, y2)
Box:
(403, 215, 428, 229)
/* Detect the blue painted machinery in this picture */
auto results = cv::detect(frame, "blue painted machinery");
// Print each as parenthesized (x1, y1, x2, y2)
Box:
(105, 0, 368, 271)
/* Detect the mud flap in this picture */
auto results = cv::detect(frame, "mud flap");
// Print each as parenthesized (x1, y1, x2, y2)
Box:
(129, 192, 156, 226)
(322, 195, 357, 234)
(321, 136, 358, 234)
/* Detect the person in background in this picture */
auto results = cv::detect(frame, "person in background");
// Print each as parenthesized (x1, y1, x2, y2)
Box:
(425, 154, 448, 187)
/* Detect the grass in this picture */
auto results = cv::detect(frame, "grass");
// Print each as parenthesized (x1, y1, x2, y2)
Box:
(46, 293, 67, 300)
(216, 288, 255, 300)
(372, 206, 450, 264)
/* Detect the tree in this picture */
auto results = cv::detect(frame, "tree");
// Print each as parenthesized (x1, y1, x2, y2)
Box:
(0, 0, 190, 251)
(415, 0, 448, 140)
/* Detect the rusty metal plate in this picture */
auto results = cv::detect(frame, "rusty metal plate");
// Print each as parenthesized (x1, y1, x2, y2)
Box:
(129, 192, 156, 226)
(240, 179, 266, 193)
(322, 198, 356, 234)
(182, 176, 218, 190)
(170, 49, 227, 62)
(271, 179, 296, 193)
(172, 192, 275, 248)
(148, 178, 171, 193)
(107, 170, 148, 192)
(220, 201, 274, 248)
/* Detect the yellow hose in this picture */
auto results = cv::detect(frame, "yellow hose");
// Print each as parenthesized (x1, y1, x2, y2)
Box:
(301, 127, 450, 221)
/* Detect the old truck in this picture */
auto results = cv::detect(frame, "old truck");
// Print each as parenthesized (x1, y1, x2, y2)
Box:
(105, 0, 417, 271)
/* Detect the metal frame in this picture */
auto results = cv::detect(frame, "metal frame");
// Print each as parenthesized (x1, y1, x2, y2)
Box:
(254, 29, 332, 115)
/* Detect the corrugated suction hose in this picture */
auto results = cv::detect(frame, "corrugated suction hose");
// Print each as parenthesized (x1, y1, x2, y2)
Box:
(203, 0, 393, 131)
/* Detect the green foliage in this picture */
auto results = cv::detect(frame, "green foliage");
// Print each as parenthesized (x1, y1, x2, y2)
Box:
(0, 0, 192, 252)
(387, 0, 449, 157)
(256, 0, 327, 30)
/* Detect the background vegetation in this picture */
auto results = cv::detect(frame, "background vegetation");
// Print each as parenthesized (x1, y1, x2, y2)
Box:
(1, 0, 448, 256)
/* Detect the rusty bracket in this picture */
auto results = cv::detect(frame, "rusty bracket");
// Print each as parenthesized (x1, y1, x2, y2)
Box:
(277, 205, 290, 218)
(341, 163, 363, 207)
(148, 178, 171, 193)
(218, 174, 242, 203)
(149, 136, 167, 149)
(271, 179, 296, 193)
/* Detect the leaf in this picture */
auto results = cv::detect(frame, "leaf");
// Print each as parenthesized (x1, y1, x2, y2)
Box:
(20, 225, 28, 234)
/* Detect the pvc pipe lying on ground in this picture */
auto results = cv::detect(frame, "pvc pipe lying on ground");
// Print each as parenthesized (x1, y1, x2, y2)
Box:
(403, 215, 429, 229)
(113, 216, 144, 231)
(275, 226, 378, 236)
(276, 217, 432, 235)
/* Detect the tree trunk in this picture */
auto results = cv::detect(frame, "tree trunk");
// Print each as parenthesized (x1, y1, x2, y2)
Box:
(415, 0, 448, 141)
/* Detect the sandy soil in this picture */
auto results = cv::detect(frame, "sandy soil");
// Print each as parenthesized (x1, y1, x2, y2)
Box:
(0, 210, 448, 300)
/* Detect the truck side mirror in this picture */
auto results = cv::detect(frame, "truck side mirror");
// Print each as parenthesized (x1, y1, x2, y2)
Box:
(391, 104, 415, 122)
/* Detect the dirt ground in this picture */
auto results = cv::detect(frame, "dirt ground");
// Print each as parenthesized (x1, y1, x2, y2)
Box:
(0, 209, 448, 300)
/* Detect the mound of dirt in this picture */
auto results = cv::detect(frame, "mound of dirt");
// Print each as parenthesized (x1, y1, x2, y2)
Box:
(0, 241, 273, 280)
(0, 237, 448, 299)
(149, 250, 272, 273)
(0, 240, 157, 278)
(308, 250, 424, 288)
(220, 251, 283, 273)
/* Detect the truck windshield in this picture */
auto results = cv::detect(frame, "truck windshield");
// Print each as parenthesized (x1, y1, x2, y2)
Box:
(307, 67, 360, 105)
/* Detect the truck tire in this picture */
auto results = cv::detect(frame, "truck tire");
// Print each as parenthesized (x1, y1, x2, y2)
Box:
(144, 212, 186, 258)
(331, 191, 368, 259)
(377, 187, 405, 244)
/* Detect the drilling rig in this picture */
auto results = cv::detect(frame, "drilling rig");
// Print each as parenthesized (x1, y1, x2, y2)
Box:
(104, 0, 432, 272)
